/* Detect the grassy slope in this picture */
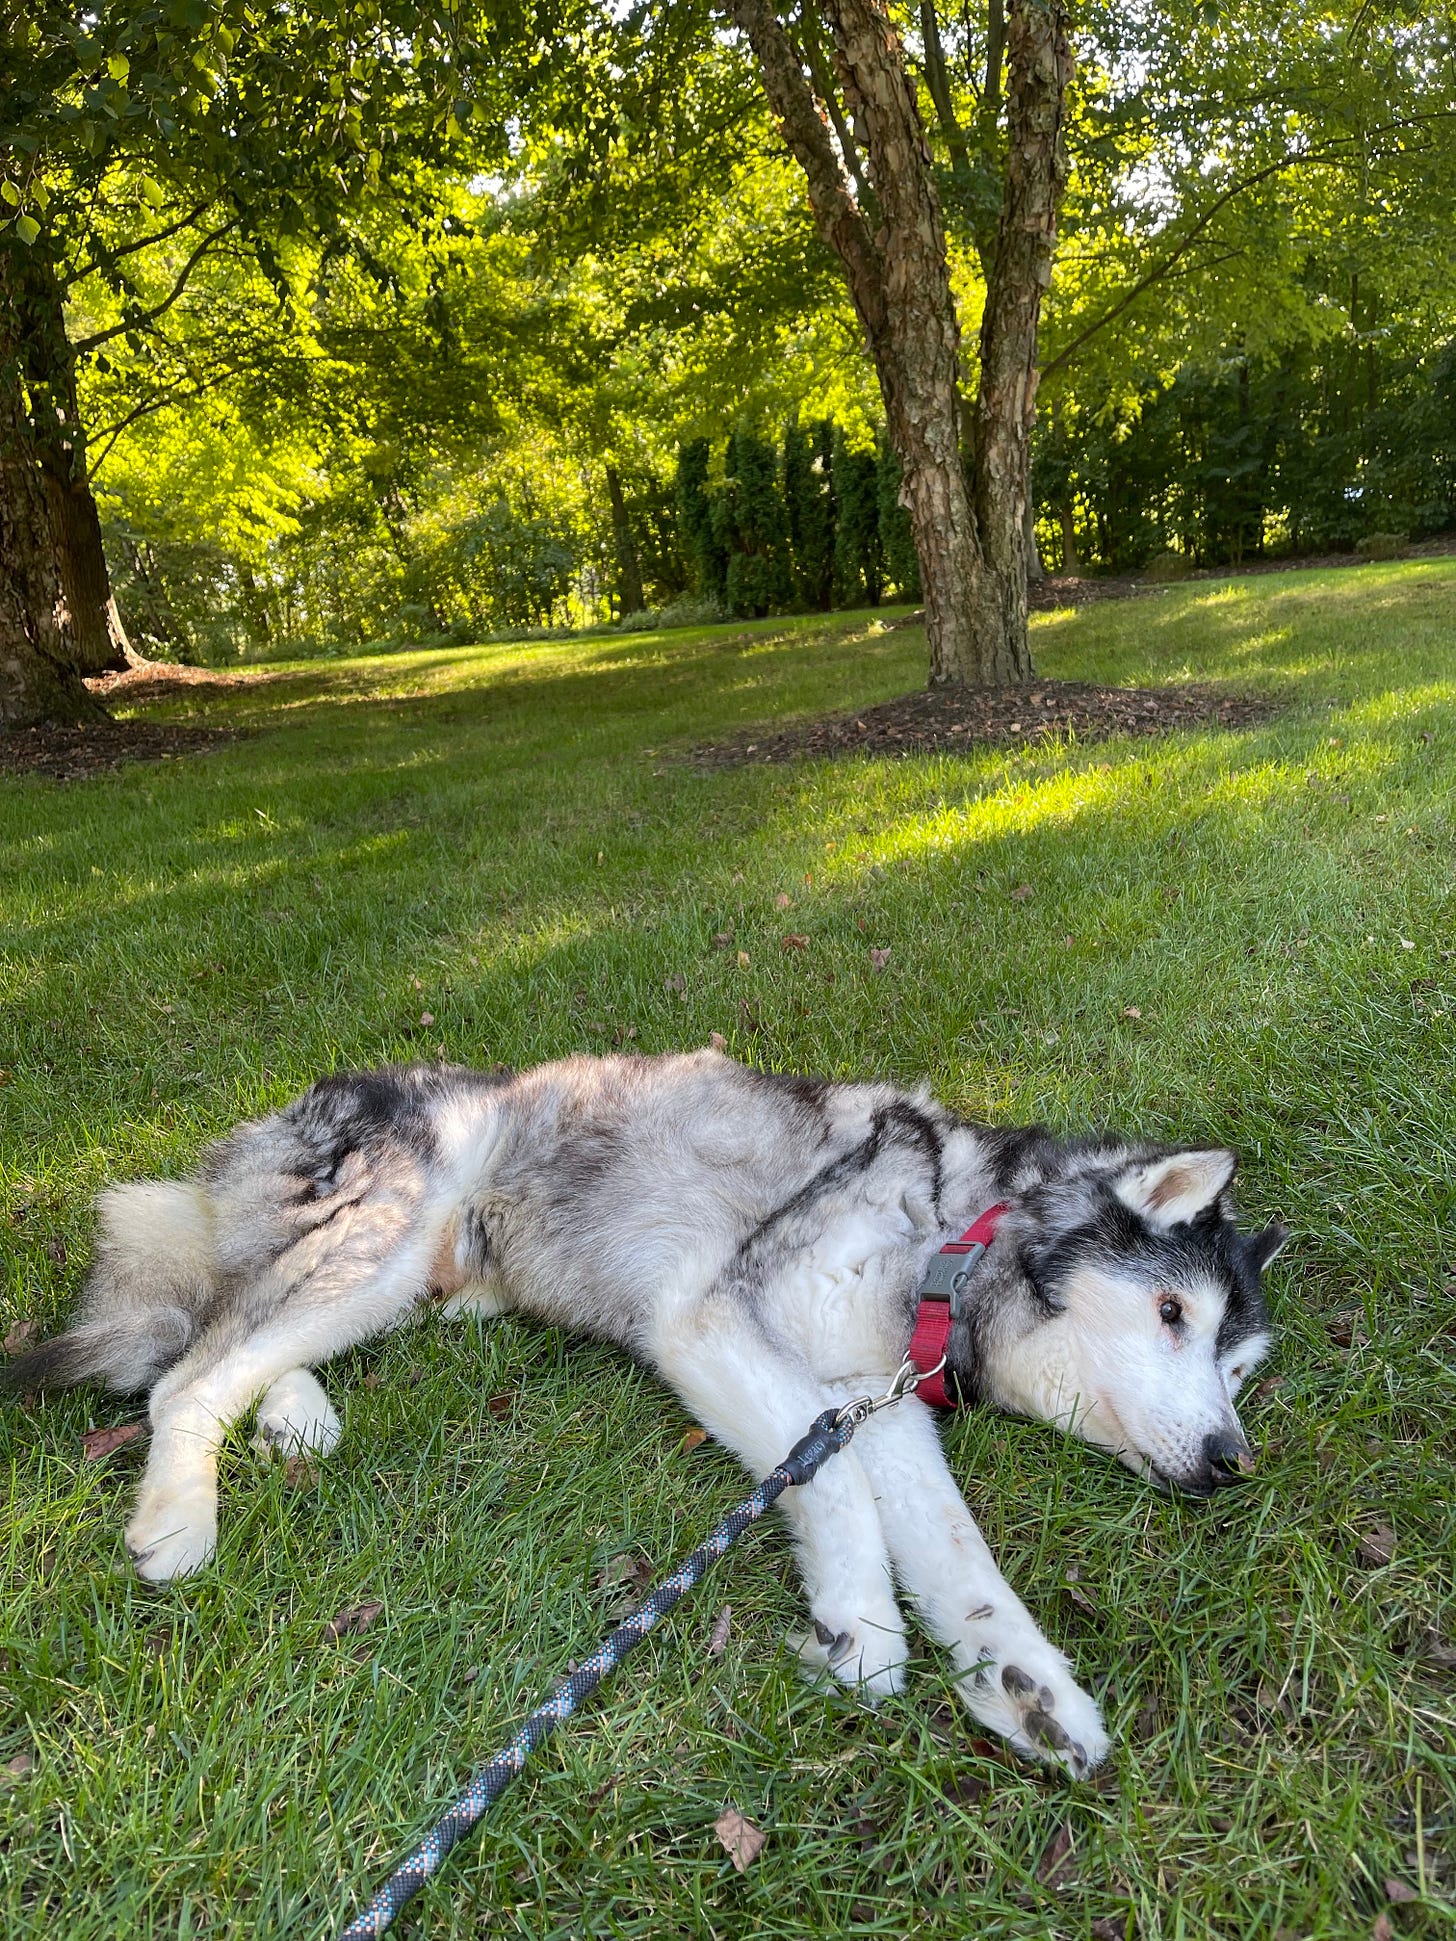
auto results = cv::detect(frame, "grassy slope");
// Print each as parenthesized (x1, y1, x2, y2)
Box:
(1, 560, 1453, 1939)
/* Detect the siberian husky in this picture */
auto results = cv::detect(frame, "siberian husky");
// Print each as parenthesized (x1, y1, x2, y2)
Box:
(6, 1051, 1286, 1775)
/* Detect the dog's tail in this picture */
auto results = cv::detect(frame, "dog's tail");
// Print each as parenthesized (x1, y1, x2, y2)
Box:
(2, 1181, 216, 1395)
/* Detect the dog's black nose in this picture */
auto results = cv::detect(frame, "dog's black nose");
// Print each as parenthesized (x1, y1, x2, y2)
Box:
(1203, 1430, 1254, 1482)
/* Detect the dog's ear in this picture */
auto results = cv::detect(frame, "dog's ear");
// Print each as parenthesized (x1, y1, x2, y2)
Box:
(1115, 1149, 1237, 1228)
(1245, 1222, 1291, 1272)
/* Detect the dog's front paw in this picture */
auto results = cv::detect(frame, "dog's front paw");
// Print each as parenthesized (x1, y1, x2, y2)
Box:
(255, 1369, 342, 1457)
(795, 1612, 907, 1700)
(126, 1484, 218, 1583)
(957, 1640, 1109, 1778)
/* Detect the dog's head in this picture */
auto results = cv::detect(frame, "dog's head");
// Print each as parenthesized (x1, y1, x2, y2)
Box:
(981, 1147, 1287, 1495)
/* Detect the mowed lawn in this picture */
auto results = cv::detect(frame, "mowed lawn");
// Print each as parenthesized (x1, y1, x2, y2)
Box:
(2, 560, 1454, 1940)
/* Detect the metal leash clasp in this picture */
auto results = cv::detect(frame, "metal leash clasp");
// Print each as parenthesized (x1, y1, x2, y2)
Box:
(834, 1354, 940, 1431)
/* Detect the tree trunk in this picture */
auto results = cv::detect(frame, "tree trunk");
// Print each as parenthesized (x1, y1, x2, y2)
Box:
(1058, 498, 1080, 574)
(0, 246, 104, 727)
(605, 464, 646, 614)
(0, 380, 101, 726)
(1024, 493, 1045, 582)
(728, 0, 1069, 686)
(15, 243, 129, 674)
(967, 0, 1071, 677)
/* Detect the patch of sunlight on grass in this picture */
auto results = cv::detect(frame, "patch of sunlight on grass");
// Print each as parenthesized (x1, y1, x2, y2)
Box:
(1340, 680, 1456, 727)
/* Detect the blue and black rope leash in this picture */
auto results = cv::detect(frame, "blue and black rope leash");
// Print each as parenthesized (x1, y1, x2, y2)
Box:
(335, 1360, 934, 1939)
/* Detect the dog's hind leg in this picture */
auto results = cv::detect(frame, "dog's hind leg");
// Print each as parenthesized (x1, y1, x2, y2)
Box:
(255, 1369, 343, 1457)
(651, 1307, 908, 1698)
(850, 1399, 1110, 1775)
(126, 1236, 435, 1583)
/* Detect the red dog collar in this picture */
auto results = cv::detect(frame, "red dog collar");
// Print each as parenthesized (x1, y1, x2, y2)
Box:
(907, 1202, 1010, 1408)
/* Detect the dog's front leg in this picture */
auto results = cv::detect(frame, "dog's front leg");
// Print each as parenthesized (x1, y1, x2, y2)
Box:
(853, 1400, 1109, 1776)
(651, 1311, 908, 1697)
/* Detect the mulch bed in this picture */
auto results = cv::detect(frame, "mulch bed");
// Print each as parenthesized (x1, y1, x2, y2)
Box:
(0, 660, 265, 782)
(85, 660, 267, 706)
(692, 679, 1275, 767)
(0, 719, 240, 783)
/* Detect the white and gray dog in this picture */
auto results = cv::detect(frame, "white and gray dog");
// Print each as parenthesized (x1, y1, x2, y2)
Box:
(7, 1050, 1287, 1776)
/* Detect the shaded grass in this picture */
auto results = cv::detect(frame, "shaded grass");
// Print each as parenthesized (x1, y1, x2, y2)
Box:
(2, 560, 1454, 1938)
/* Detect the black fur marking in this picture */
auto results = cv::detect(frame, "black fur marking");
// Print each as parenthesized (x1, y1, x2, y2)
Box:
(458, 1206, 493, 1279)
(1022, 1179, 1272, 1353)
(735, 1101, 947, 1267)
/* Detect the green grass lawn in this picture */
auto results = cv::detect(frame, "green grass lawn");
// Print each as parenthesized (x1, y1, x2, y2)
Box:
(2, 559, 1454, 1939)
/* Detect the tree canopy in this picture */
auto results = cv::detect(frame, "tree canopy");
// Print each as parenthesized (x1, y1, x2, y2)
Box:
(2, 1, 1452, 706)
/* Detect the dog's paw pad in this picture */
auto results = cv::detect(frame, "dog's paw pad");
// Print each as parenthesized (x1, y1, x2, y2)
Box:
(965, 1652, 1108, 1778)
(795, 1617, 906, 1700)
(1026, 1706, 1085, 1769)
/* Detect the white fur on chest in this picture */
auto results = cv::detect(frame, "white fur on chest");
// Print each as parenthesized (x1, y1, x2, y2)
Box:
(771, 1200, 923, 1383)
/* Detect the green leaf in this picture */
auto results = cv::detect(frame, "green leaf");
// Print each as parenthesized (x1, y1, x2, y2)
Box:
(141, 175, 166, 208)
(107, 52, 130, 81)
(15, 213, 41, 245)
(0, 181, 19, 207)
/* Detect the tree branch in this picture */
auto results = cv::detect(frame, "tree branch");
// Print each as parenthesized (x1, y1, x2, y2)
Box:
(1041, 114, 1456, 382)
(69, 203, 217, 289)
(72, 220, 238, 356)
(724, 0, 887, 351)
(796, 2, 869, 203)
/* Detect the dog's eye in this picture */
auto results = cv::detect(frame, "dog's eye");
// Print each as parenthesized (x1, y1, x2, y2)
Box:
(1159, 1297, 1183, 1327)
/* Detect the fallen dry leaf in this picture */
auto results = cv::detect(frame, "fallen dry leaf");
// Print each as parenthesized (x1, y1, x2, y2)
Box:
(711, 931, 734, 949)
(736, 950, 750, 969)
(774, 892, 791, 910)
(1090, 1917, 1136, 1941)
(708, 1031, 728, 1051)
(1373, 1914, 1394, 1941)
(486, 1392, 515, 1419)
(1062, 1567, 1097, 1614)
(780, 933, 809, 952)
(1326, 1309, 1371, 1349)
(1384, 1878, 1418, 1904)
(940, 1772, 989, 1809)
(1251, 1375, 1286, 1401)
(1415, 1628, 1456, 1670)
(714, 1806, 767, 1872)
(81, 1422, 144, 1461)
(3, 1318, 39, 1356)
(324, 1600, 384, 1642)
(1122, 1005, 1142, 1020)
(362, 1371, 381, 1389)
(419, 1011, 435, 1028)
(596, 1550, 654, 1616)
(283, 1455, 318, 1490)
(3, 1752, 33, 1783)
(663, 972, 687, 996)
(707, 1605, 732, 1656)
(868, 947, 891, 972)
(1037, 1819, 1077, 1890)
(1010, 883, 1034, 901)
(680, 1426, 708, 1454)
(1357, 1525, 1397, 1567)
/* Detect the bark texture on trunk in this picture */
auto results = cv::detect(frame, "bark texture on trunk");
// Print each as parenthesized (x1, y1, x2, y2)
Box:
(0, 369, 100, 726)
(605, 464, 646, 614)
(729, 0, 1070, 686)
(967, 0, 1070, 681)
(16, 245, 129, 674)
(1058, 499, 1079, 574)
(730, 0, 989, 683)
